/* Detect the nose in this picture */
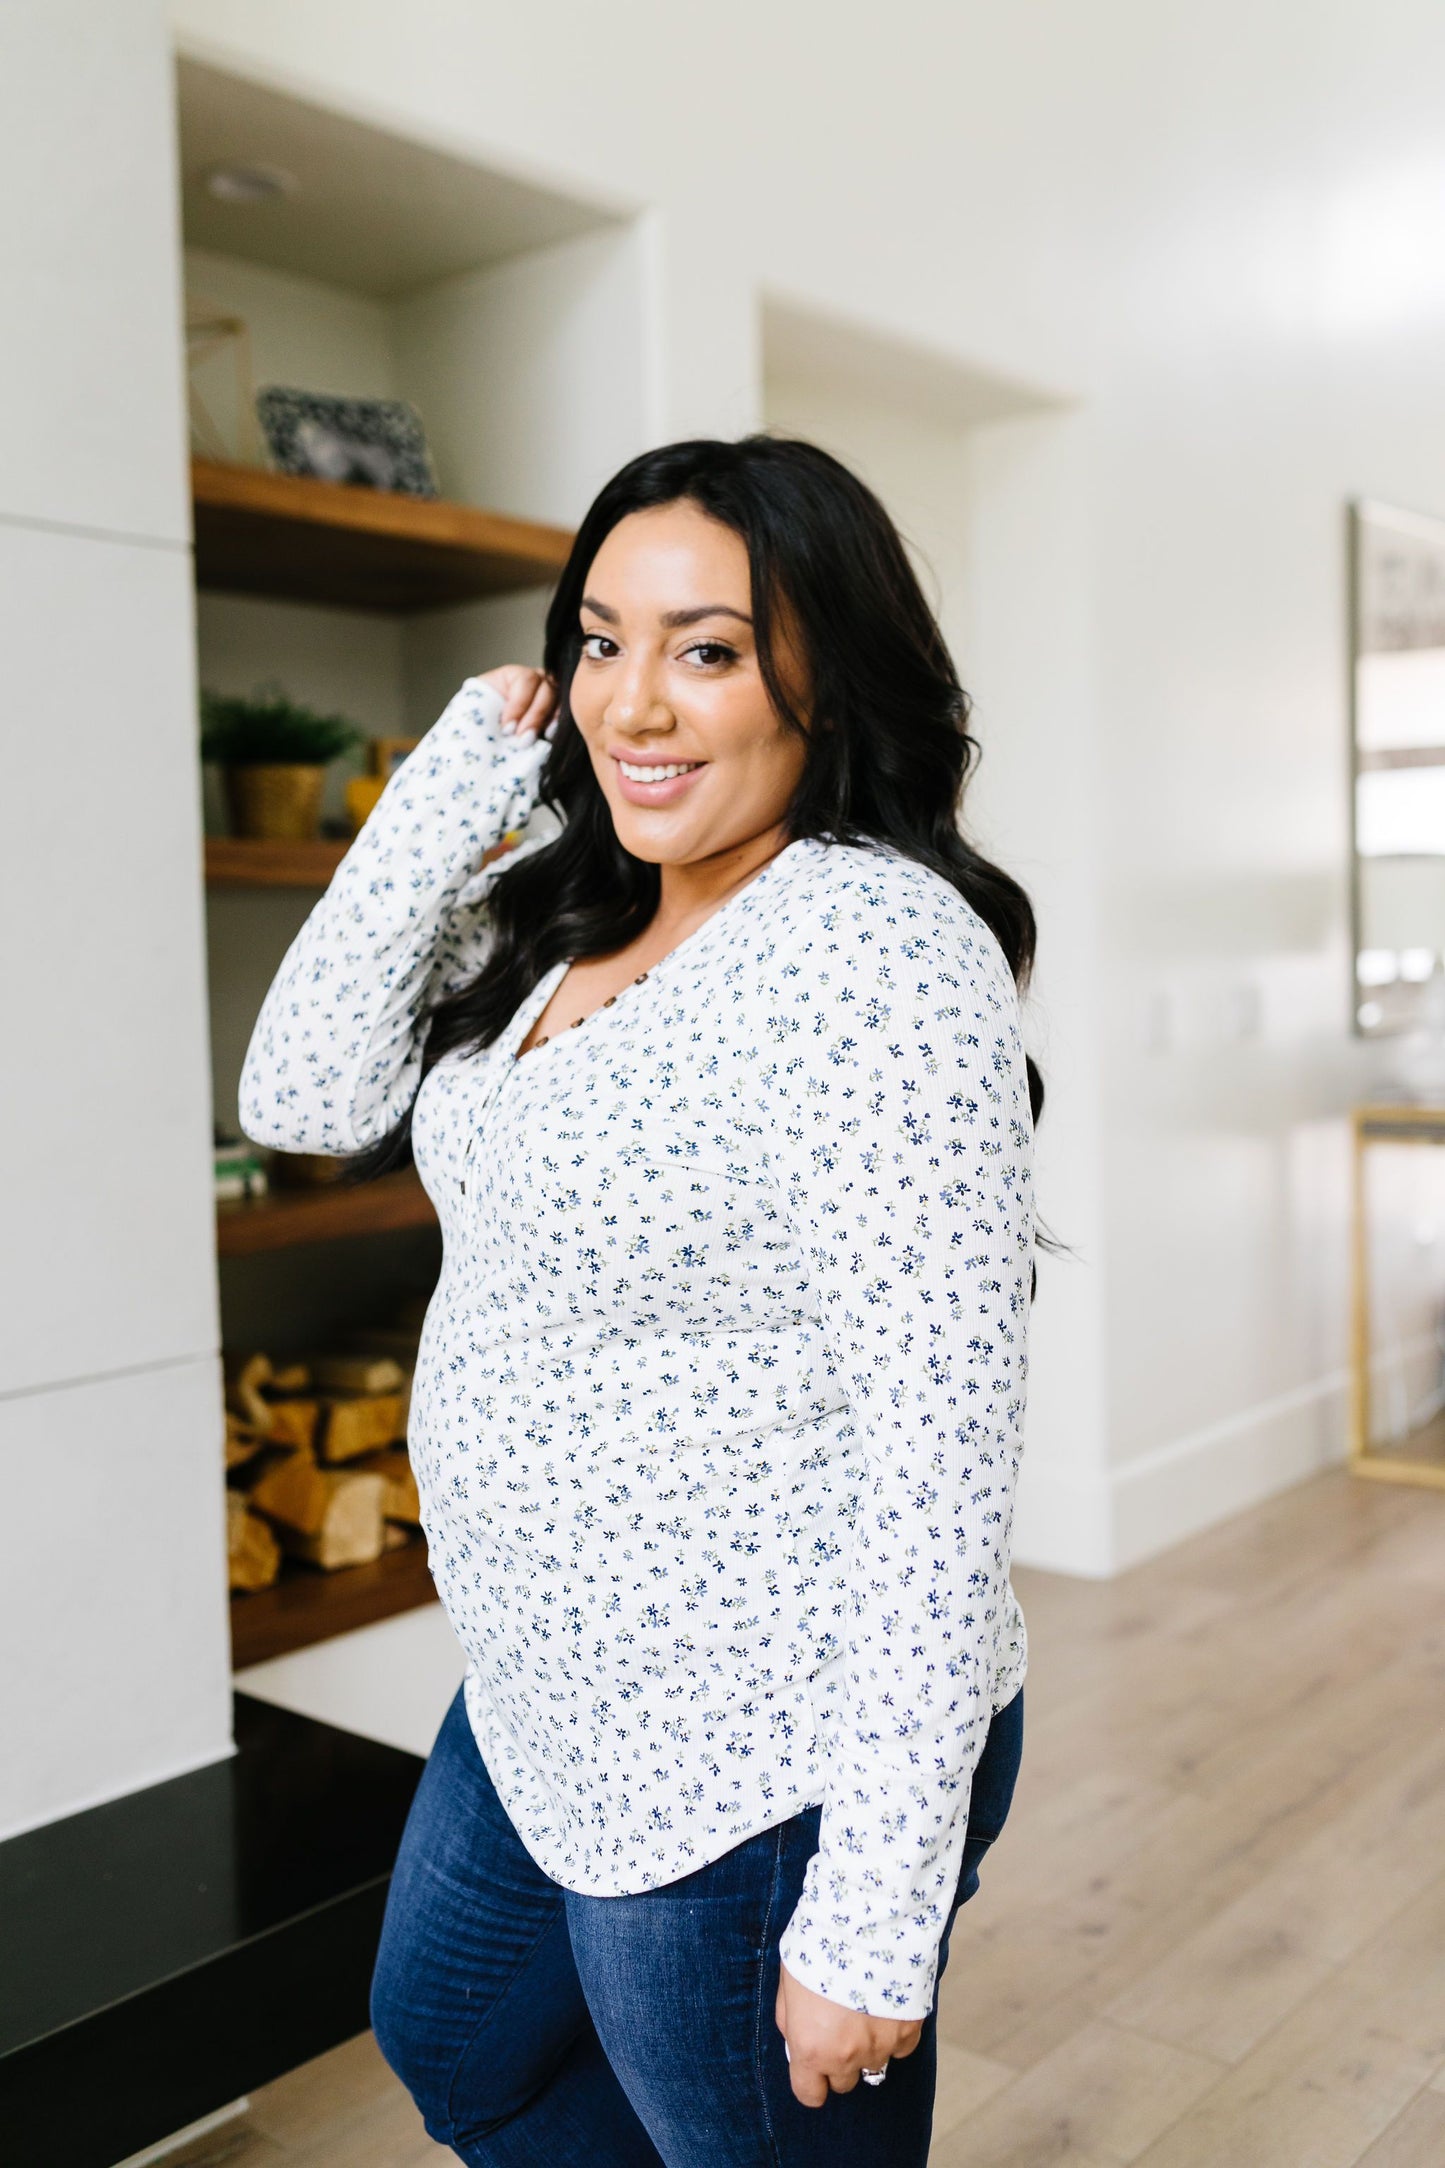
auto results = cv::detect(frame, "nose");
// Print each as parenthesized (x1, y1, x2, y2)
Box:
(605, 654, 673, 737)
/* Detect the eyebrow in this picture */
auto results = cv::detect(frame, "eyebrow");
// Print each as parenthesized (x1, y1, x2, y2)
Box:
(580, 595, 753, 631)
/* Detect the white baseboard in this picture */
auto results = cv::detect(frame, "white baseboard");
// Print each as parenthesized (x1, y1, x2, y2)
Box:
(1010, 1454, 1114, 1578)
(1108, 1369, 1351, 1571)
(1011, 1368, 1355, 1581)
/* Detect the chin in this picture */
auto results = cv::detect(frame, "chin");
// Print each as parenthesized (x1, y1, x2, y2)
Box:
(609, 818, 701, 866)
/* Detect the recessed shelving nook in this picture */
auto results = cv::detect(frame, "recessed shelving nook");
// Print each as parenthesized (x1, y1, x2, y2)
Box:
(180, 53, 652, 1671)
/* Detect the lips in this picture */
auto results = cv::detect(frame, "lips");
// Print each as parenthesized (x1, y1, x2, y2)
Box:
(610, 753, 709, 807)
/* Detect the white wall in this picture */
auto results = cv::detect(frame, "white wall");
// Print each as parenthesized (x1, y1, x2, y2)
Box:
(1080, 25, 1445, 1561)
(186, 241, 397, 451)
(391, 218, 658, 723)
(167, 0, 1445, 1581)
(0, 0, 231, 1836)
(391, 223, 656, 524)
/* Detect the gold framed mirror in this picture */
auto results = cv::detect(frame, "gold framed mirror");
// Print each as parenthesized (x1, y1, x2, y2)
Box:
(1351, 500, 1445, 1036)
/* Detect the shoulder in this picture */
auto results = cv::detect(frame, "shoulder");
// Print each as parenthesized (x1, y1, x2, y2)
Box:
(760, 837, 1018, 1015)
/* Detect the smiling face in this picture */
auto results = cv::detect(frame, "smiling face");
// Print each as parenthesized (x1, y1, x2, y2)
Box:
(567, 501, 810, 868)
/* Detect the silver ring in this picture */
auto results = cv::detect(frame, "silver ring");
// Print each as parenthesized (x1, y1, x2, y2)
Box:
(861, 2064, 889, 2086)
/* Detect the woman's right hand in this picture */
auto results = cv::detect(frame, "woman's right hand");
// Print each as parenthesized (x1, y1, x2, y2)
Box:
(477, 666, 559, 743)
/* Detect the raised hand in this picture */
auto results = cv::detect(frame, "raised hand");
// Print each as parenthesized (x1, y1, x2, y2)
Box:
(477, 665, 559, 743)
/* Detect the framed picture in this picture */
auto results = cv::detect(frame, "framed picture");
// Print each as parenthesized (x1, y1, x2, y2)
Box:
(187, 298, 261, 466)
(256, 387, 440, 498)
(369, 736, 419, 780)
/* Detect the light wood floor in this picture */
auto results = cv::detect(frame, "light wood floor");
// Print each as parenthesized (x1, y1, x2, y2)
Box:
(152, 1468, 1445, 2168)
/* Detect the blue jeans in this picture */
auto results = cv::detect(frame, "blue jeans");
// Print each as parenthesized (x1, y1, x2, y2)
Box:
(372, 1682, 1024, 2167)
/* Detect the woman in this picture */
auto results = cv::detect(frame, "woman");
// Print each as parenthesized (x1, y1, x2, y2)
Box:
(239, 435, 1037, 2167)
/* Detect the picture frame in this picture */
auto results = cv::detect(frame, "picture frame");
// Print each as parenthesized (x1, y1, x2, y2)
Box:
(256, 387, 440, 498)
(187, 298, 262, 466)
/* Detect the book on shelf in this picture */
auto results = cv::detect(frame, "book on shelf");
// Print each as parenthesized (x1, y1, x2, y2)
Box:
(215, 1128, 269, 1202)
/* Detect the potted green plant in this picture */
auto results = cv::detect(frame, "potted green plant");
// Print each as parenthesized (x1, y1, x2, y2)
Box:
(201, 689, 362, 842)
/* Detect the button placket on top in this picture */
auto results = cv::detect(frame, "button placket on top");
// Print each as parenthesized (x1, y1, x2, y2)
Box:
(456, 960, 570, 1196)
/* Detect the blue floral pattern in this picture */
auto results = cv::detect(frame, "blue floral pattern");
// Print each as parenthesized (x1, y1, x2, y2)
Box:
(240, 678, 1033, 2019)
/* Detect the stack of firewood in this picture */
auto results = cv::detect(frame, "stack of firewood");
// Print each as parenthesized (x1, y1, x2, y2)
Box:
(225, 1347, 423, 1592)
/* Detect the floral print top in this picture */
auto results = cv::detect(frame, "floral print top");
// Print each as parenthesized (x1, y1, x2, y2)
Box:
(239, 677, 1033, 2019)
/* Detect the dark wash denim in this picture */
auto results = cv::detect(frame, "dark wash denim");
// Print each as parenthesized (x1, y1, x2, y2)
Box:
(371, 1683, 1024, 2167)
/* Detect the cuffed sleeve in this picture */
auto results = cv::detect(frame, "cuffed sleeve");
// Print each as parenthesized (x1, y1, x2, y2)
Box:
(238, 678, 549, 1155)
(765, 857, 1033, 2019)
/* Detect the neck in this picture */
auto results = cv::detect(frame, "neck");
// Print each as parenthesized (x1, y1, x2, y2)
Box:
(653, 821, 794, 935)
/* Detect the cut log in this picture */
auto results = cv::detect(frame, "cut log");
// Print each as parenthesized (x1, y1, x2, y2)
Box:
(280, 1470, 387, 1570)
(318, 1393, 408, 1463)
(224, 1410, 268, 1471)
(268, 1361, 312, 1393)
(224, 1352, 275, 1437)
(227, 1491, 282, 1592)
(248, 1451, 331, 1537)
(365, 1447, 421, 1524)
(308, 1353, 405, 1396)
(382, 1521, 412, 1551)
(263, 1398, 320, 1454)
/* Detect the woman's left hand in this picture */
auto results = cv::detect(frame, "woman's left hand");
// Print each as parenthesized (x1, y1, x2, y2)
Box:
(476, 664, 559, 741)
(775, 1961, 923, 2107)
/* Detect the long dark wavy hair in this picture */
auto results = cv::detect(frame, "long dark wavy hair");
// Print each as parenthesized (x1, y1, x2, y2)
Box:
(352, 433, 1042, 1180)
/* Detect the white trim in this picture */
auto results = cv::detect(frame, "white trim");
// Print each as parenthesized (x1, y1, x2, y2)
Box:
(1010, 1458, 1114, 1579)
(1109, 1371, 1351, 1571)
(1112, 1368, 1349, 1489)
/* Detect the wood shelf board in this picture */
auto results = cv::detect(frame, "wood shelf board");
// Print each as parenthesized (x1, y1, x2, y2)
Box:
(192, 458, 574, 613)
(206, 835, 349, 887)
(217, 1169, 436, 1256)
(230, 1538, 438, 1669)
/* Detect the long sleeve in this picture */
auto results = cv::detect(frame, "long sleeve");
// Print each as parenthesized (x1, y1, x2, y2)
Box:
(238, 677, 550, 1155)
(765, 858, 1033, 2019)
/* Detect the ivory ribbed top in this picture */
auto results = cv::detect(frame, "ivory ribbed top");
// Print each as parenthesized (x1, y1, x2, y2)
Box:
(239, 678, 1033, 2018)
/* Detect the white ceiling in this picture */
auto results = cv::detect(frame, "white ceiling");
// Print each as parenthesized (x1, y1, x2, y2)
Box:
(177, 56, 617, 299)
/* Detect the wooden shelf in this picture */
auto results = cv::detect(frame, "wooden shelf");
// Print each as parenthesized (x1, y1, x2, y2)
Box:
(192, 457, 574, 613)
(230, 1539, 438, 1669)
(206, 828, 524, 888)
(217, 1169, 436, 1256)
(206, 835, 349, 887)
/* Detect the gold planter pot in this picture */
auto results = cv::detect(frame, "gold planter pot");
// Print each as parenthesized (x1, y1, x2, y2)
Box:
(224, 762, 327, 842)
